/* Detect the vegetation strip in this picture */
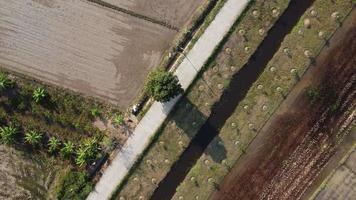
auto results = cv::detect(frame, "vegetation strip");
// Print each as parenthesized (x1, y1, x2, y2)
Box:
(110, 0, 292, 199)
(0, 69, 124, 199)
(172, 1, 354, 199)
(86, 0, 179, 31)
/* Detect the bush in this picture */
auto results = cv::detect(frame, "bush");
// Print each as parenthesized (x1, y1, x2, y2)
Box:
(56, 171, 93, 200)
(145, 69, 183, 102)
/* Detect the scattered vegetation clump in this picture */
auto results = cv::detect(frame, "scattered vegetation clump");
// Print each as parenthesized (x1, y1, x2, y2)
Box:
(113, 113, 124, 126)
(145, 69, 183, 102)
(307, 86, 321, 104)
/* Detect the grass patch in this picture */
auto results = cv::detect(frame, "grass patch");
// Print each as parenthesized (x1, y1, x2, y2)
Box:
(111, 0, 291, 199)
(172, 1, 354, 199)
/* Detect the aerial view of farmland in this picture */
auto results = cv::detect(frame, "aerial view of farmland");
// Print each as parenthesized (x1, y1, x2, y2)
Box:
(0, 0, 355, 200)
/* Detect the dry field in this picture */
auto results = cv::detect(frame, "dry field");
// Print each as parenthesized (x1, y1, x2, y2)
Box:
(210, 9, 356, 199)
(101, 0, 206, 28)
(0, 0, 178, 107)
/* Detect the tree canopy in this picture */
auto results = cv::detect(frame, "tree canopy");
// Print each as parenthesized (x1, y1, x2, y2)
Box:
(145, 69, 183, 102)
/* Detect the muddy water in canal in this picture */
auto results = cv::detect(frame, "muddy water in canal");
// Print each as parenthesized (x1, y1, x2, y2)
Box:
(0, 0, 175, 107)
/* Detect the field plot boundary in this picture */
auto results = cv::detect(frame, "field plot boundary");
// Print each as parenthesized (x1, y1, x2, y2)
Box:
(86, 0, 179, 31)
(87, 0, 250, 199)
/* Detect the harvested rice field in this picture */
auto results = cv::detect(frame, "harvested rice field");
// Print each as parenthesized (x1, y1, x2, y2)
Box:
(0, 0, 185, 107)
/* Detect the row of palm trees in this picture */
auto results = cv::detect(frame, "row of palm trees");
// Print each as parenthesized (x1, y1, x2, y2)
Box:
(0, 124, 99, 166)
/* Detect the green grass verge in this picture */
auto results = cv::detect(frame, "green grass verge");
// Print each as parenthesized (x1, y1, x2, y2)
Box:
(172, 1, 354, 199)
(111, 0, 292, 199)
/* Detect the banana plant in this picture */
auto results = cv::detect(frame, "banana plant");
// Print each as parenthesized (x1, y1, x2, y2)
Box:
(24, 130, 43, 146)
(33, 87, 47, 103)
(0, 125, 19, 145)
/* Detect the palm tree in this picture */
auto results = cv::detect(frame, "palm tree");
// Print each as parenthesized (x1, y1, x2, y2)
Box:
(24, 130, 43, 146)
(60, 141, 75, 157)
(0, 72, 13, 91)
(0, 125, 19, 145)
(48, 137, 60, 153)
(33, 87, 47, 103)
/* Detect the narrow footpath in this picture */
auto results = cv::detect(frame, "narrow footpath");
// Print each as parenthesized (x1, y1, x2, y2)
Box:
(86, 0, 250, 199)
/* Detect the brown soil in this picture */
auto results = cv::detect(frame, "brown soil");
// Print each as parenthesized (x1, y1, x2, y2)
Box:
(0, 0, 176, 108)
(101, 0, 206, 28)
(210, 9, 356, 200)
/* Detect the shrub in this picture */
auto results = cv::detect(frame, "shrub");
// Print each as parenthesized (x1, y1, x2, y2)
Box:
(33, 87, 47, 103)
(24, 130, 43, 146)
(145, 69, 183, 102)
(55, 171, 93, 200)
(0, 125, 19, 145)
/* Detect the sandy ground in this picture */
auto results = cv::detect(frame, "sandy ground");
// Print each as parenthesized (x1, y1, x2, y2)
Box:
(210, 9, 356, 200)
(101, 0, 206, 28)
(0, 0, 176, 107)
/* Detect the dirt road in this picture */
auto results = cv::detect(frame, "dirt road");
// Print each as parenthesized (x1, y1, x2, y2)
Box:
(0, 0, 176, 107)
(210, 9, 356, 200)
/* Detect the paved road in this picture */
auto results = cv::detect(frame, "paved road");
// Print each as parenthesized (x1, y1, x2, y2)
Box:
(87, 0, 250, 199)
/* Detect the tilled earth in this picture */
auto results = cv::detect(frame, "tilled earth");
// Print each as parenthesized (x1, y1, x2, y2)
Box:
(211, 9, 356, 200)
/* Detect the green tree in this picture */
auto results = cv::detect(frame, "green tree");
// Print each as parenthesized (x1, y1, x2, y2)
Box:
(33, 87, 47, 103)
(145, 69, 183, 102)
(0, 125, 19, 145)
(61, 141, 75, 157)
(48, 137, 60, 153)
(25, 130, 43, 146)
(0, 72, 13, 91)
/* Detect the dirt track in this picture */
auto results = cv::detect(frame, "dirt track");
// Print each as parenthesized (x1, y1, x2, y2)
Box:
(210, 9, 356, 200)
(0, 0, 176, 107)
